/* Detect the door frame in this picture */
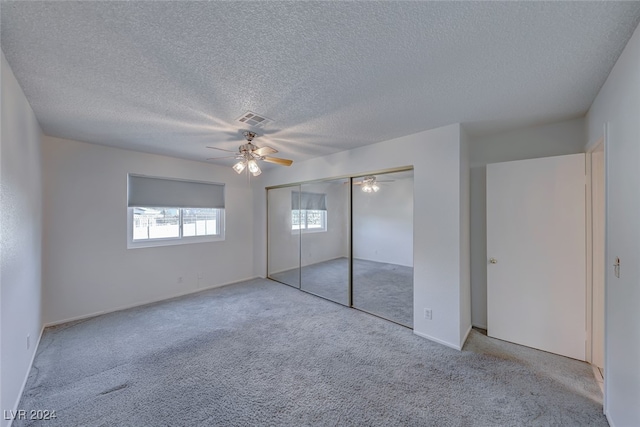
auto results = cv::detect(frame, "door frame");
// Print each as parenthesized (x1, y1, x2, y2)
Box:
(585, 137, 605, 366)
(585, 124, 608, 412)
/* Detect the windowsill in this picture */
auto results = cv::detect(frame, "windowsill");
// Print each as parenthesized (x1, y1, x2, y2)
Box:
(291, 228, 327, 235)
(127, 234, 225, 249)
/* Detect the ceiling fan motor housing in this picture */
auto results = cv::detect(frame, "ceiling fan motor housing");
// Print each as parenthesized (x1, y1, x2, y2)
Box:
(243, 131, 257, 142)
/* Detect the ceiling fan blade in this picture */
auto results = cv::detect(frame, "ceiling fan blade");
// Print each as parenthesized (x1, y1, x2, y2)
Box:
(206, 146, 237, 153)
(253, 146, 278, 156)
(263, 156, 293, 166)
(352, 182, 364, 185)
(206, 155, 238, 160)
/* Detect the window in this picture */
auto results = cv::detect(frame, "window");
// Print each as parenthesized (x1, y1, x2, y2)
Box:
(127, 175, 225, 248)
(292, 209, 327, 231)
(291, 191, 327, 232)
(132, 207, 222, 241)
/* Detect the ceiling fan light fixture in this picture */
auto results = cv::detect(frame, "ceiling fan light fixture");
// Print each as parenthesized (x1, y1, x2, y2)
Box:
(233, 161, 246, 174)
(206, 129, 292, 177)
(361, 176, 379, 193)
(248, 159, 261, 176)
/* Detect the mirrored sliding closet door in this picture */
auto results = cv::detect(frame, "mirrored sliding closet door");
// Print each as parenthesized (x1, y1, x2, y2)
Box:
(267, 168, 414, 328)
(299, 179, 350, 305)
(352, 170, 414, 327)
(267, 185, 301, 288)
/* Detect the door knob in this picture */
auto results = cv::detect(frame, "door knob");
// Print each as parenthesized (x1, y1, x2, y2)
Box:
(489, 258, 498, 264)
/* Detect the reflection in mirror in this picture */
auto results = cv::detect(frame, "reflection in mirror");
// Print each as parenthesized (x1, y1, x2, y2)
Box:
(300, 179, 350, 305)
(267, 186, 301, 288)
(352, 170, 414, 327)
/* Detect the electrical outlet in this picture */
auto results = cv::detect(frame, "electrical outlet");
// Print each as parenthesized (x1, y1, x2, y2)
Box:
(424, 309, 432, 320)
(27, 334, 30, 350)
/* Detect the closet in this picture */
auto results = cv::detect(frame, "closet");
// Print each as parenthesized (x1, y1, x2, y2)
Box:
(267, 169, 414, 327)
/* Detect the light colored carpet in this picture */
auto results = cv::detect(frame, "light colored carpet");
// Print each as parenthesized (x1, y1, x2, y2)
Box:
(16, 279, 605, 426)
(270, 258, 413, 327)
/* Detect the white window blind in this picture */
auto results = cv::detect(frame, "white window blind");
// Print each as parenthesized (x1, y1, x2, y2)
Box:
(128, 175, 225, 209)
(291, 191, 327, 211)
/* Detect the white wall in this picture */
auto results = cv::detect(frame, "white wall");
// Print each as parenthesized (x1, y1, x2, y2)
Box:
(1, 52, 43, 427)
(268, 181, 348, 274)
(254, 123, 469, 349)
(352, 175, 413, 267)
(459, 129, 471, 341)
(468, 117, 586, 328)
(469, 118, 586, 167)
(587, 22, 640, 427)
(42, 136, 255, 325)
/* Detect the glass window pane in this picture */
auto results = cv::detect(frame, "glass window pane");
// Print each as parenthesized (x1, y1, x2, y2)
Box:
(291, 209, 301, 230)
(133, 207, 180, 240)
(291, 209, 327, 231)
(183, 208, 218, 237)
(307, 210, 323, 229)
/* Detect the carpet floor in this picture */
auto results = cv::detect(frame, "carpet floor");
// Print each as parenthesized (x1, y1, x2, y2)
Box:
(270, 258, 413, 327)
(16, 279, 605, 426)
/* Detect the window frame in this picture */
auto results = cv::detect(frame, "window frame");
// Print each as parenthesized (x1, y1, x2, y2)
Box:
(127, 206, 225, 249)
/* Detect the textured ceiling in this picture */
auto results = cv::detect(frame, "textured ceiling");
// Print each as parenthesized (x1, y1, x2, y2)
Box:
(2, 2, 640, 166)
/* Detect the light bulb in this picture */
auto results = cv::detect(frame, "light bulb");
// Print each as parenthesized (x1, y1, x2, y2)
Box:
(362, 185, 372, 193)
(372, 184, 380, 192)
(233, 161, 246, 174)
(248, 159, 261, 176)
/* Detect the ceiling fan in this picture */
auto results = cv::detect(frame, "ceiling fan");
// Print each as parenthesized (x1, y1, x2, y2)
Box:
(352, 175, 394, 192)
(207, 131, 293, 176)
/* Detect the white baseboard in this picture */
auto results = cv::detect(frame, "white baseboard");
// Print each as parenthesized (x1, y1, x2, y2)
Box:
(461, 324, 472, 349)
(605, 410, 615, 427)
(353, 256, 413, 268)
(8, 325, 45, 427)
(44, 276, 260, 327)
(268, 266, 300, 276)
(413, 330, 462, 351)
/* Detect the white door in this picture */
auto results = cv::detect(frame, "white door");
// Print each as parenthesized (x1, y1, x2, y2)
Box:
(487, 154, 586, 360)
